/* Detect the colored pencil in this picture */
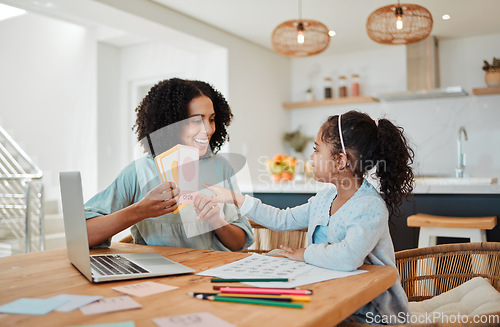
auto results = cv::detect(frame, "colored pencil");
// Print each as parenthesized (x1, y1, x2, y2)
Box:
(187, 292, 293, 302)
(218, 293, 311, 302)
(194, 294, 303, 309)
(214, 286, 313, 295)
(188, 292, 311, 302)
(211, 278, 289, 282)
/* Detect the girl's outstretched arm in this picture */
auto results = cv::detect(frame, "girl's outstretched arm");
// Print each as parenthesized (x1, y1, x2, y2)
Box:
(203, 183, 246, 208)
(204, 184, 311, 232)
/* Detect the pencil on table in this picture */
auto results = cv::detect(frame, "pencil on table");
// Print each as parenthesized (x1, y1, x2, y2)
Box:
(211, 278, 290, 282)
(217, 293, 310, 302)
(213, 286, 313, 295)
(187, 292, 311, 302)
(193, 294, 303, 309)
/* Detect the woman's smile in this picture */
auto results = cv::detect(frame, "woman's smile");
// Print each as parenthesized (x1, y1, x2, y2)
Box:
(181, 95, 216, 156)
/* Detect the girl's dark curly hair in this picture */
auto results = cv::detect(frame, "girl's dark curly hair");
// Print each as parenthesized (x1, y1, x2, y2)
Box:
(321, 110, 414, 218)
(133, 78, 233, 155)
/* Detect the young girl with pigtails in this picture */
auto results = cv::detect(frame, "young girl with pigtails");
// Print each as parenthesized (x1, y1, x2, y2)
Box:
(196, 110, 415, 324)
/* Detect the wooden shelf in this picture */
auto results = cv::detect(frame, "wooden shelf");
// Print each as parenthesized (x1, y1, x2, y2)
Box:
(472, 85, 500, 96)
(282, 96, 379, 109)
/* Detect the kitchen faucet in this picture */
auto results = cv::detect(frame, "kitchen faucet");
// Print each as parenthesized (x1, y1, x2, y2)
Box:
(455, 126, 468, 178)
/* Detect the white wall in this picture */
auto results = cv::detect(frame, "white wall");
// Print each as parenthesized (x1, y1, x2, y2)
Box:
(440, 33, 500, 92)
(289, 96, 500, 178)
(0, 13, 97, 200)
(289, 33, 500, 179)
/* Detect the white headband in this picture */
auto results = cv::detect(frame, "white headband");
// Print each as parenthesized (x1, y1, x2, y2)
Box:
(338, 114, 346, 155)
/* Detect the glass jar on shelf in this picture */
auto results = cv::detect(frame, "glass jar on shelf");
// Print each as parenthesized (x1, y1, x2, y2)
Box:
(323, 77, 333, 99)
(351, 74, 360, 97)
(338, 75, 347, 97)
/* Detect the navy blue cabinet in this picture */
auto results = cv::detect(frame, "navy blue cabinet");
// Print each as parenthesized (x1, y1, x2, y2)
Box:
(248, 192, 500, 251)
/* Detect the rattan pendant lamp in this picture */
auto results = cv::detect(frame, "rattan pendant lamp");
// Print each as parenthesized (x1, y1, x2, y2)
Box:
(271, 0, 330, 57)
(366, 1, 433, 45)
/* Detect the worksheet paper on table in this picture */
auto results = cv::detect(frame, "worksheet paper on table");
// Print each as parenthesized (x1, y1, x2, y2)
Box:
(197, 253, 366, 288)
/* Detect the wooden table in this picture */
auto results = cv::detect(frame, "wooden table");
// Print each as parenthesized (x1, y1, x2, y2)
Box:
(0, 243, 397, 327)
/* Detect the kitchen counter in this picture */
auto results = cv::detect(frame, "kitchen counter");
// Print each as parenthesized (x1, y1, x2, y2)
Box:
(239, 178, 500, 195)
(239, 177, 500, 251)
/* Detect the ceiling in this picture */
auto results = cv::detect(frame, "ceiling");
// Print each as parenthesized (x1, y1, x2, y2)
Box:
(152, 0, 500, 55)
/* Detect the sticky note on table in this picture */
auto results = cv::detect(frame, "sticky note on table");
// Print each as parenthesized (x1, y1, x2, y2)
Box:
(50, 294, 103, 312)
(80, 296, 141, 315)
(112, 281, 178, 297)
(153, 312, 235, 327)
(0, 298, 68, 315)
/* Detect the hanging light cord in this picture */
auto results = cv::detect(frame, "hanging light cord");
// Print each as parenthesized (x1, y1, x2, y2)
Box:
(395, 0, 403, 17)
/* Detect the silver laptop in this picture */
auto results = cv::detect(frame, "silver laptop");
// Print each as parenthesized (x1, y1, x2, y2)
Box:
(59, 171, 195, 283)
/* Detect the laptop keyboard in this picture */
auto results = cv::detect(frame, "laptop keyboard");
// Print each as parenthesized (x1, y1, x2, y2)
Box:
(90, 255, 149, 276)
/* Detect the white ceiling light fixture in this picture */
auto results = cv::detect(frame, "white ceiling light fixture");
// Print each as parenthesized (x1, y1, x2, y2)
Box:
(442, 14, 451, 20)
(0, 3, 26, 22)
(271, 0, 330, 57)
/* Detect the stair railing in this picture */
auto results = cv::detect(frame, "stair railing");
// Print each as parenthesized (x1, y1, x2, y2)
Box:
(0, 126, 43, 255)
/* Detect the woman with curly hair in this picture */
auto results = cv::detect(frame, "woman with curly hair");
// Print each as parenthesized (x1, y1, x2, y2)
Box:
(202, 110, 414, 324)
(84, 78, 254, 252)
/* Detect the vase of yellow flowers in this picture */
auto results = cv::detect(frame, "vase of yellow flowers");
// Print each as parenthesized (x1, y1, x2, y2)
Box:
(266, 153, 296, 181)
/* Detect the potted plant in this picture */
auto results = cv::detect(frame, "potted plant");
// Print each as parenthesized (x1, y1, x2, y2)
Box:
(283, 129, 313, 155)
(482, 57, 500, 87)
(305, 88, 314, 101)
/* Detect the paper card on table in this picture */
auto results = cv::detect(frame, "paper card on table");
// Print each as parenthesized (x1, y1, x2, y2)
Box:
(50, 294, 103, 312)
(153, 312, 235, 327)
(196, 253, 312, 279)
(197, 253, 367, 288)
(80, 296, 141, 315)
(71, 321, 135, 327)
(112, 281, 178, 297)
(0, 298, 69, 315)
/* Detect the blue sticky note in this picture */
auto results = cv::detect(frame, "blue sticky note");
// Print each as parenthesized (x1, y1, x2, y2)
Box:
(72, 321, 135, 327)
(51, 294, 103, 312)
(0, 298, 69, 315)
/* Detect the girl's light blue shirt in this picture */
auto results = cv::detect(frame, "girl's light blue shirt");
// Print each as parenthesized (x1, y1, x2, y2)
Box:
(239, 179, 409, 321)
(84, 155, 254, 252)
